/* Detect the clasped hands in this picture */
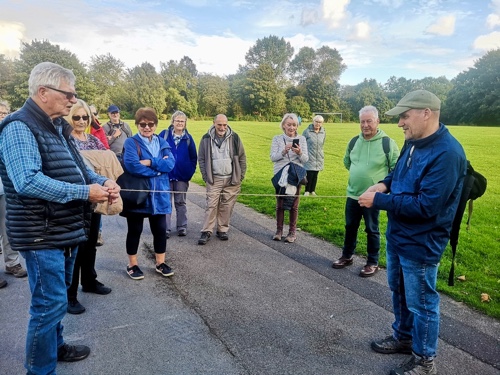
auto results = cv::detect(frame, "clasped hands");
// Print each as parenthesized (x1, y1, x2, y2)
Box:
(88, 180, 121, 204)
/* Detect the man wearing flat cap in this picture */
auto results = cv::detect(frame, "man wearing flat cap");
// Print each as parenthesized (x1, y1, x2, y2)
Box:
(103, 104, 132, 160)
(359, 90, 467, 375)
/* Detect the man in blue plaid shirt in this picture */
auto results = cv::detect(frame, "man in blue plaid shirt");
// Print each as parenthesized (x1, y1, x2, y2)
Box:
(0, 62, 120, 375)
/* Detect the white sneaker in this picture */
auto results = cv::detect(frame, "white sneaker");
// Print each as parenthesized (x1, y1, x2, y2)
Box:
(311, 192, 317, 196)
(304, 192, 310, 196)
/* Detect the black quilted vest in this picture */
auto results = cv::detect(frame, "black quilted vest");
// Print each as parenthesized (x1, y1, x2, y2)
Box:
(0, 98, 91, 250)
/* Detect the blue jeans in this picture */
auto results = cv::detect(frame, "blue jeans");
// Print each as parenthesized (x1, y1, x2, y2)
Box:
(386, 242, 440, 359)
(20, 247, 78, 375)
(343, 197, 380, 265)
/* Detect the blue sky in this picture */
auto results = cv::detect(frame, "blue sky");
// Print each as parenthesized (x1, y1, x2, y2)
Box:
(1, 0, 499, 85)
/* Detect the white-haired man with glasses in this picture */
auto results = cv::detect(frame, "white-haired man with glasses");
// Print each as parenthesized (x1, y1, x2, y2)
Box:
(0, 62, 121, 374)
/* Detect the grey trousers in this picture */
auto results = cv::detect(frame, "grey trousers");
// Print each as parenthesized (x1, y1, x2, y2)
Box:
(166, 180, 190, 232)
(0, 194, 21, 268)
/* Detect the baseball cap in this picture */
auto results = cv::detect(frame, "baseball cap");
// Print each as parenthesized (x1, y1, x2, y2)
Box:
(107, 104, 120, 113)
(385, 90, 440, 116)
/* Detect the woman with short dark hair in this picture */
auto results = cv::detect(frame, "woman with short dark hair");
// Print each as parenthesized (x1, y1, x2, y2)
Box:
(121, 107, 175, 280)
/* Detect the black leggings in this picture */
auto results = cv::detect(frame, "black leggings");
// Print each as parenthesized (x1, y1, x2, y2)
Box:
(305, 170, 319, 193)
(126, 214, 167, 255)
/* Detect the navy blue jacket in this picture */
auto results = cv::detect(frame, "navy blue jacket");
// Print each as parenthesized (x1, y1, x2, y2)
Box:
(374, 123, 466, 263)
(159, 126, 197, 182)
(0, 99, 92, 250)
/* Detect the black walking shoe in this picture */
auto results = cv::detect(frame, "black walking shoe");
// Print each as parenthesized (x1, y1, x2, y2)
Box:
(390, 354, 437, 375)
(67, 299, 86, 315)
(216, 231, 229, 241)
(371, 335, 413, 354)
(57, 343, 90, 362)
(198, 231, 211, 245)
(82, 280, 112, 295)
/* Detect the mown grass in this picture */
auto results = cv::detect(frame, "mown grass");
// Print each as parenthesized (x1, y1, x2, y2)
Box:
(152, 120, 500, 319)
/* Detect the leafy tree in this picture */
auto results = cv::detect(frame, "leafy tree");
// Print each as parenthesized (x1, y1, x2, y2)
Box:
(0, 55, 15, 105)
(160, 56, 198, 116)
(245, 35, 293, 85)
(413, 76, 453, 104)
(87, 53, 127, 113)
(244, 64, 286, 119)
(10, 40, 96, 108)
(384, 76, 415, 103)
(127, 63, 166, 116)
(304, 75, 340, 115)
(443, 49, 500, 125)
(286, 96, 310, 118)
(197, 73, 229, 117)
(290, 46, 346, 85)
(227, 70, 250, 119)
(343, 79, 393, 122)
(289, 47, 316, 85)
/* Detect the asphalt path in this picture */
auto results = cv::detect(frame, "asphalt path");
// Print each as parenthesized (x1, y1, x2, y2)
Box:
(1, 183, 499, 375)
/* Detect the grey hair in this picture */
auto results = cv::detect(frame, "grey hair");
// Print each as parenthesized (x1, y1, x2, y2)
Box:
(313, 115, 324, 122)
(0, 99, 10, 112)
(28, 62, 76, 98)
(171, 110, 187, 124)
(280, 113, 299, 130)
(358, 105, 379, 119)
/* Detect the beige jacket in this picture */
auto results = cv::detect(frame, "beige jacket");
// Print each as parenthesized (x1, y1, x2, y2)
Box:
(80, 150, 124, 215)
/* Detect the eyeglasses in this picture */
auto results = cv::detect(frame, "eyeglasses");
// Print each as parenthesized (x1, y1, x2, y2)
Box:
(44, 86, 78, 100)
(138, 122, 156, 128)
(110, 111, 119, 115)
(72, 115, 89, 121)
(174, 120, 186, 124)
(93, 112, 98, 116)
(0, 112, 9, 117)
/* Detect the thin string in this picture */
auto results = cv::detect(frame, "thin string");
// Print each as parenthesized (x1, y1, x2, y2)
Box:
(118, 188, 348, 199)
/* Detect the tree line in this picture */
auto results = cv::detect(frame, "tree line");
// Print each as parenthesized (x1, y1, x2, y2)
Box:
(0, 37, 499, 125)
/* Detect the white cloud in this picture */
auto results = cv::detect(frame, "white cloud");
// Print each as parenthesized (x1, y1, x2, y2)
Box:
(352, 22, 371, 40)
(301, 7, 319, 27)
(322, 0, 350, 29)
(473, 31, 500, 50)
(487, 14, 500, 28)
(0, 22, 25, 59)
(426, 15, 456, 36)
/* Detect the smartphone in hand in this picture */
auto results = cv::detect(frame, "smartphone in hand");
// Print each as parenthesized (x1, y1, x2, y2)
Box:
(292, 139, 300, 148)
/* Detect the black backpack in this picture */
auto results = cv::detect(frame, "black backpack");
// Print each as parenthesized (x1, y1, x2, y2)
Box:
(448, 161, 487, 286)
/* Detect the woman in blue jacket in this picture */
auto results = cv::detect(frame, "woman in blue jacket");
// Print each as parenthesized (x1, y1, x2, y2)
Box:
(121, 108, 175, 280)
(159, 111, 197, 237)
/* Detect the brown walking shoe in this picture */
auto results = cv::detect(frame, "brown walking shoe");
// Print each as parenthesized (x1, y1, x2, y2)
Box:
(359, 264, 379, 277)
(331, 256, 354, 269)
(284, 232, 296, 243)
(5, 263, 28, 278)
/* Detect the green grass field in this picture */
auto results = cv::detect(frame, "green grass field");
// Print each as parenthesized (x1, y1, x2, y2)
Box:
(151, 119, 500, 319)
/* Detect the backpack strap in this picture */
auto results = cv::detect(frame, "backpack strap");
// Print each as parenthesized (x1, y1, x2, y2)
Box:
(347, 136, 358, 153)
(348, 135, 392, 172)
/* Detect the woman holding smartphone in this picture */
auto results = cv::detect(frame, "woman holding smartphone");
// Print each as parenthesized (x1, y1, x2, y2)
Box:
(270, 113, 308, 243)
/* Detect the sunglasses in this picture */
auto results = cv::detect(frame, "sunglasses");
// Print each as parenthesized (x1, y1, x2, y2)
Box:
(72, 115, 89, 121)
(138, 122, 156, 128)
(44, 86, 78, 100)
(93, 112, 98, 116)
